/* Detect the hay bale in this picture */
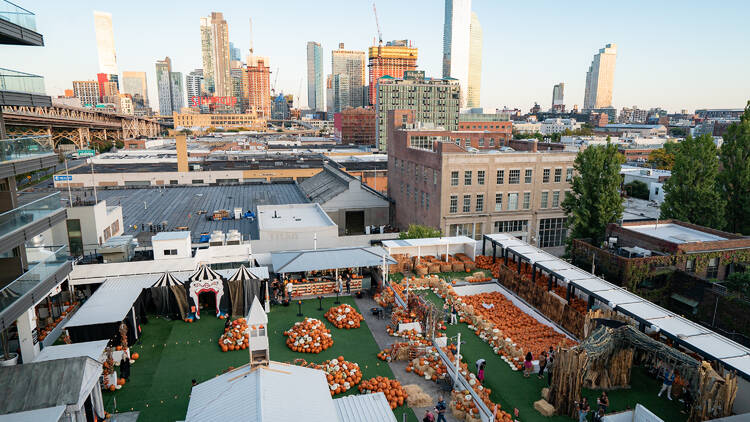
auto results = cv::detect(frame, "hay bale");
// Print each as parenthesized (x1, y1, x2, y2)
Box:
(415, 266, 428, 276)
(428, 264, 441, 273)
(541, 387, 549, 401)
(403, 384, 432, 407)
(466, 415, 481, 422)
(440, 262, 453, 272)
(402, 261, 413, 271)
(451, 407, 466, 421)
(464, 262, 476, 271)
(534, 399, 555, 417)
(452, 262, 465, 272)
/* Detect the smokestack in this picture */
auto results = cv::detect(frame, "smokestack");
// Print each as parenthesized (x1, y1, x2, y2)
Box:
(532, 139, 538, 153)
(176, 134, 188, 172)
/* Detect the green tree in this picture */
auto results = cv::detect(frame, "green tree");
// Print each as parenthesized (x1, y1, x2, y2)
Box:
(660, 134, 725, 229)
(562, 141, 625, 248)
(719, 102, 750, 234)
(624, 180, 650, 200)
(399, 224, 442, 239)
(724, 271, 750, 296)
(647, 142, 678, 170)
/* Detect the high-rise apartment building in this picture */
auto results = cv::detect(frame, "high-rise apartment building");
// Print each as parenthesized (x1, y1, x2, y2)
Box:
(367, 40, 418, 106)
(618, 106, 649, 124)
(332, 43, 366, 109)
(442, 0, 472, 107)
(155, 57, 183, 116)
(200, 12, 231, 96)
(186, 69, 204, 99)
(96, 73, 118, 102)
(247, 56, 271, 118)
(93, 11, 118, 76)
(122, 71, 149, 111)
(306, 41, 324, 112)
(467, 12, 482, 109)
(72, 80, 100, 107)
(375, 70, 460, 151)
(331, 73, 350, 114)
(552, 83, 565, 112)
(229, 42, 241, 62)
(231, 68, 248, 113)
(583, 43, 617, 110)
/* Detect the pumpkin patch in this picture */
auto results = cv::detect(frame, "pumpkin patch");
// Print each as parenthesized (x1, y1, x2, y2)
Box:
(324, 304, 364, 329)
(295, 356, 363, 395)
(358, 376, 408, 409)
(218, 318, 250, 352)
(283, 318, 333, 353)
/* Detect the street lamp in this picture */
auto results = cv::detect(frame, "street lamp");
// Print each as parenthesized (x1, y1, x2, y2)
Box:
(297, 300, 303, 317)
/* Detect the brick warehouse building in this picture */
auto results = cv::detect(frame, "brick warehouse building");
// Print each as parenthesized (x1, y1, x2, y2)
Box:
(334, 107, 376, 145)
(387, 109, 576, 249)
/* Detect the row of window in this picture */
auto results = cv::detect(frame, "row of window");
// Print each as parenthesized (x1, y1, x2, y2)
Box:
(402, 183, 431, 210)
(449, 190, 567, 213)
(395, 158, 439, 186)
(451, 168, 573, 186)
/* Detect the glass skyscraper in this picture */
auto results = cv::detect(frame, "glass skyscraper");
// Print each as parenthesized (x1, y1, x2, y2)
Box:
(306, 41, 324, 112)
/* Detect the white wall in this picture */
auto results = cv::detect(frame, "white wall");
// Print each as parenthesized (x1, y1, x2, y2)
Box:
(153, 236, 192, 260)
(66, 201, 123, 251)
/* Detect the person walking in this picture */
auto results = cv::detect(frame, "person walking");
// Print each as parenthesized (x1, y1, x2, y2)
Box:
(478, 363, 485, 384)
(336, 276, 343, 295)
(658, 369, 677, 400)
(450, 302, 458, 325)
(524, 352, 534, 378)
(285, 280, 293, 303)
(537, 351, 547, 379)
(435, 396, 447, 422)
(597, 391, 609, 413)
(475, 358, 486, 373)
(120, 355, 131, 381)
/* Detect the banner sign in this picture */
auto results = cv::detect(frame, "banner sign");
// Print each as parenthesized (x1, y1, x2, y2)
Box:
(190, 96, 237, 107)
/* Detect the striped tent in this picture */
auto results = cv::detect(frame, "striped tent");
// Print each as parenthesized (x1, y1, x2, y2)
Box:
(227, 265, 267, 318)
(186, 265, 229, 318)
(150, 272, 188, 320)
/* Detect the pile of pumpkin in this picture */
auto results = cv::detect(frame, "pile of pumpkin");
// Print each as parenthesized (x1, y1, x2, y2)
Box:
(324, 304, 364, 329)
(406, 349, 449, 382)
(284, 318, 333, 353)
(293, 356, 362, 395)
(474, 255, 502, 279)
(358, 376, 408, 409)
(218, 318, 250, 352)
(450, 387, 512, 422)
(37, 302, 79, 343)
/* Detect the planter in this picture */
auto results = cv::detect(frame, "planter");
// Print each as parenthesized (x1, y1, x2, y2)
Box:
(0, 353, 18, 366)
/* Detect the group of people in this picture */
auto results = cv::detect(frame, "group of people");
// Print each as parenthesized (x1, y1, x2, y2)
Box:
(522, 347, 555, 384)
(576, 392, 609, 422)
(443, 301, 458, 325)
(269, 278, 294, 305)
(421, 396, 448, 422)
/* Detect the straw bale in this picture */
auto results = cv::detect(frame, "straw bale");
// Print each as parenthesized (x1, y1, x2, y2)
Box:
(403, 384, 433, 407)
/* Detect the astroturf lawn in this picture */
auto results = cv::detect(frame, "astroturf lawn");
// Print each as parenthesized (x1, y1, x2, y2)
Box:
(421, 290, 686, 422)
(103, 296, 417, 422)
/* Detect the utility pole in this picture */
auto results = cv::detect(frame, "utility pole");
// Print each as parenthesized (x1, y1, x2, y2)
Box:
(453, 332, 462, 390)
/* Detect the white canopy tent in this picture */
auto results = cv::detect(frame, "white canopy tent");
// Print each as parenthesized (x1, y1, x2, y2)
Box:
(381, 236, 477, 263)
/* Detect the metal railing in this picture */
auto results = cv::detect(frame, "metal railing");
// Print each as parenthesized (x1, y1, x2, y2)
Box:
(0, 0, 36, 31)
(0, 245, 69, 314)
(0, 135, 53, 162)
(0, 191, 62, 238)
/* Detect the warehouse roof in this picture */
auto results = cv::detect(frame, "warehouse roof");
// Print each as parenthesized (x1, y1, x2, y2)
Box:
(257, 203, 335, 231)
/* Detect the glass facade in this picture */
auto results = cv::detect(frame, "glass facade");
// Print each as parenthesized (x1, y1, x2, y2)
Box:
(0, 68, 45, 95)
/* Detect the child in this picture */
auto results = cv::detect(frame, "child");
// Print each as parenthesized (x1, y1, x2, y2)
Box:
(524, 352, 533, 378)
(538, 351, 547, 379)
(478, 364, 485, 383)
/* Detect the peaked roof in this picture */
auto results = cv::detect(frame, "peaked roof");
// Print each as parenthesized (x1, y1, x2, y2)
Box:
(333, 392, 397, 422)
(151, 271, 183, 287)
(299, 163, 389, 204)
(228, 265, 259, 282)
(188, 265, 223, 283)
(246, 296, 267, 325)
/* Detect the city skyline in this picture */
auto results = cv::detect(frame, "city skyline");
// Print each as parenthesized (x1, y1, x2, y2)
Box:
(4, 0, 750, 112)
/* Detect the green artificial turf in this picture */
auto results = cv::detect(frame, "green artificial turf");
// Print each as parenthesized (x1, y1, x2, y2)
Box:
(419, 290, 687, 422)
(103, 296, 417, 422)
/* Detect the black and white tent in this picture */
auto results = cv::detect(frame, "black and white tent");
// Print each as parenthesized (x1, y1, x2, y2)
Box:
(227, 265, 267, 317)
(150, 272, 189, 320)
(185, 265, 230, 318)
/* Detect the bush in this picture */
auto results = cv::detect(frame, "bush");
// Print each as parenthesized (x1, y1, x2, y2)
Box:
(399, 224, 442, 239)
(624, 180, 650, 200)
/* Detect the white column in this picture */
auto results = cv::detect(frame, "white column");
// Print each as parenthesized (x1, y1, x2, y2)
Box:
(16, 307, 40, 363)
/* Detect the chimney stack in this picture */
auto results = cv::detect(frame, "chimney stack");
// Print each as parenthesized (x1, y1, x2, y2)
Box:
(532, 139, 538, 153)
(176, 134, 188, 172)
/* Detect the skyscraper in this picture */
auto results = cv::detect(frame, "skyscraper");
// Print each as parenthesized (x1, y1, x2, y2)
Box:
(247, 56, 271, 118)
(122, 71, 149, 110)
(583, 43, 617, 110)
(155, 57, 183, 116)
(367, 40, 418, 106)
(332, 43, 366, 109)
(442, 0, 472, 107)
(200, 12, 231, 97)
(551, 83, 564, 112)
(93, 11, 118, 76)
(229, 42, 241, 62)
(186, 69, 208, 112)
(306, 41, 324, 112)
(331, 73, 350, 114)
(467, 12, 482, 109)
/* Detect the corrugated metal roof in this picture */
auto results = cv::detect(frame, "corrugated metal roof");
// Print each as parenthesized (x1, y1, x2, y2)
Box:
(271, 246, 396, 273)
(0, 405, 65, 422)
(33, 340, 109, 363)
(299, 166, 349, 204)
(333, 392, 397, 422)
(185, 362, 338, 422)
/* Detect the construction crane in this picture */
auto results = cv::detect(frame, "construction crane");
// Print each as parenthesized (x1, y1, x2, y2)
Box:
(271, 67, 279, 96)
(295, 77, 303, 109)
(373, 3, 383, 46)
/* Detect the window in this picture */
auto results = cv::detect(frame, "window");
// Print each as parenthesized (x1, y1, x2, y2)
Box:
(169, 180, 178, 185)
(406, 184, 410, 201)
(451, 171, 459, 186)
(110, 220, 120, 235)
(707, 258, 719, 279)
(554, 168, 562, 183)
(192, 179, 204, 184)
(542, 169, 550, 183)
(496, 170, 504, 184)
(685, 259, 695, 273)
(477, 170, 485, 185)
(489, 138, 495, 147)
(524, 169, 533, 183)
(494, 220, 529, 233)
(464, 171, 472, 185)
(463, 195, 471, 213)
(476, 194, 484, 212)
(423, 167, 427, 183)
(522, 192, 531, 209)
(433, 170, 438, 185)
(552, 191, 560, 208)
(449, 223, 474, 238)
(449, 195, 458, 213)
(507, 193, 518, 210)
(103, 227, 111, 241)
(540, 191, 549, 208)
(420, 191, 424, 207)
(538, 218, 568, 248)
(509, 169, 520, 184)
(495, 193, 503, 211)
(479, 138, 484, 147)
(67, 219, 83, 257)
(425, 192, 430, 209)
(566, 168, 573, 182)
(164, 249, 179, 255)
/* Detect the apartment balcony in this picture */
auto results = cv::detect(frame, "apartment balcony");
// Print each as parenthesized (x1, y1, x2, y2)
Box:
(0, 0, 43, 46)
(0, 68, 51, 106)
(0, 135, 58, 179)
(0, 192, 67, 254)
(0, 245, 71, 331)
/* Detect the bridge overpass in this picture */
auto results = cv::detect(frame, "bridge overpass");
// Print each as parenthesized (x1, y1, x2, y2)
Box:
(0, 103, 161, 149)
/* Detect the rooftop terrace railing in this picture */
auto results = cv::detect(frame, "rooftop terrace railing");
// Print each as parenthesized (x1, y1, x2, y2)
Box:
(0, 191, 62, 239)
(0, 135, 54, 162)
(0, 68, 46, 95)
(0, 0, 36, 31)
(0, 245, 69, 317)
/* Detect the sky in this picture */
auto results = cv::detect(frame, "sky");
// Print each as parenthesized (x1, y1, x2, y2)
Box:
(4, 0, 750, 113)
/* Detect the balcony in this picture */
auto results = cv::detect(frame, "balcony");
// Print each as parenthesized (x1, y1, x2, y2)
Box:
(0, 192, 67, 254)
(0, 135, 58, 178)
(0, 0, 42, 46)
(0, 68, 45, 95)
(0, 246, 72, 330)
